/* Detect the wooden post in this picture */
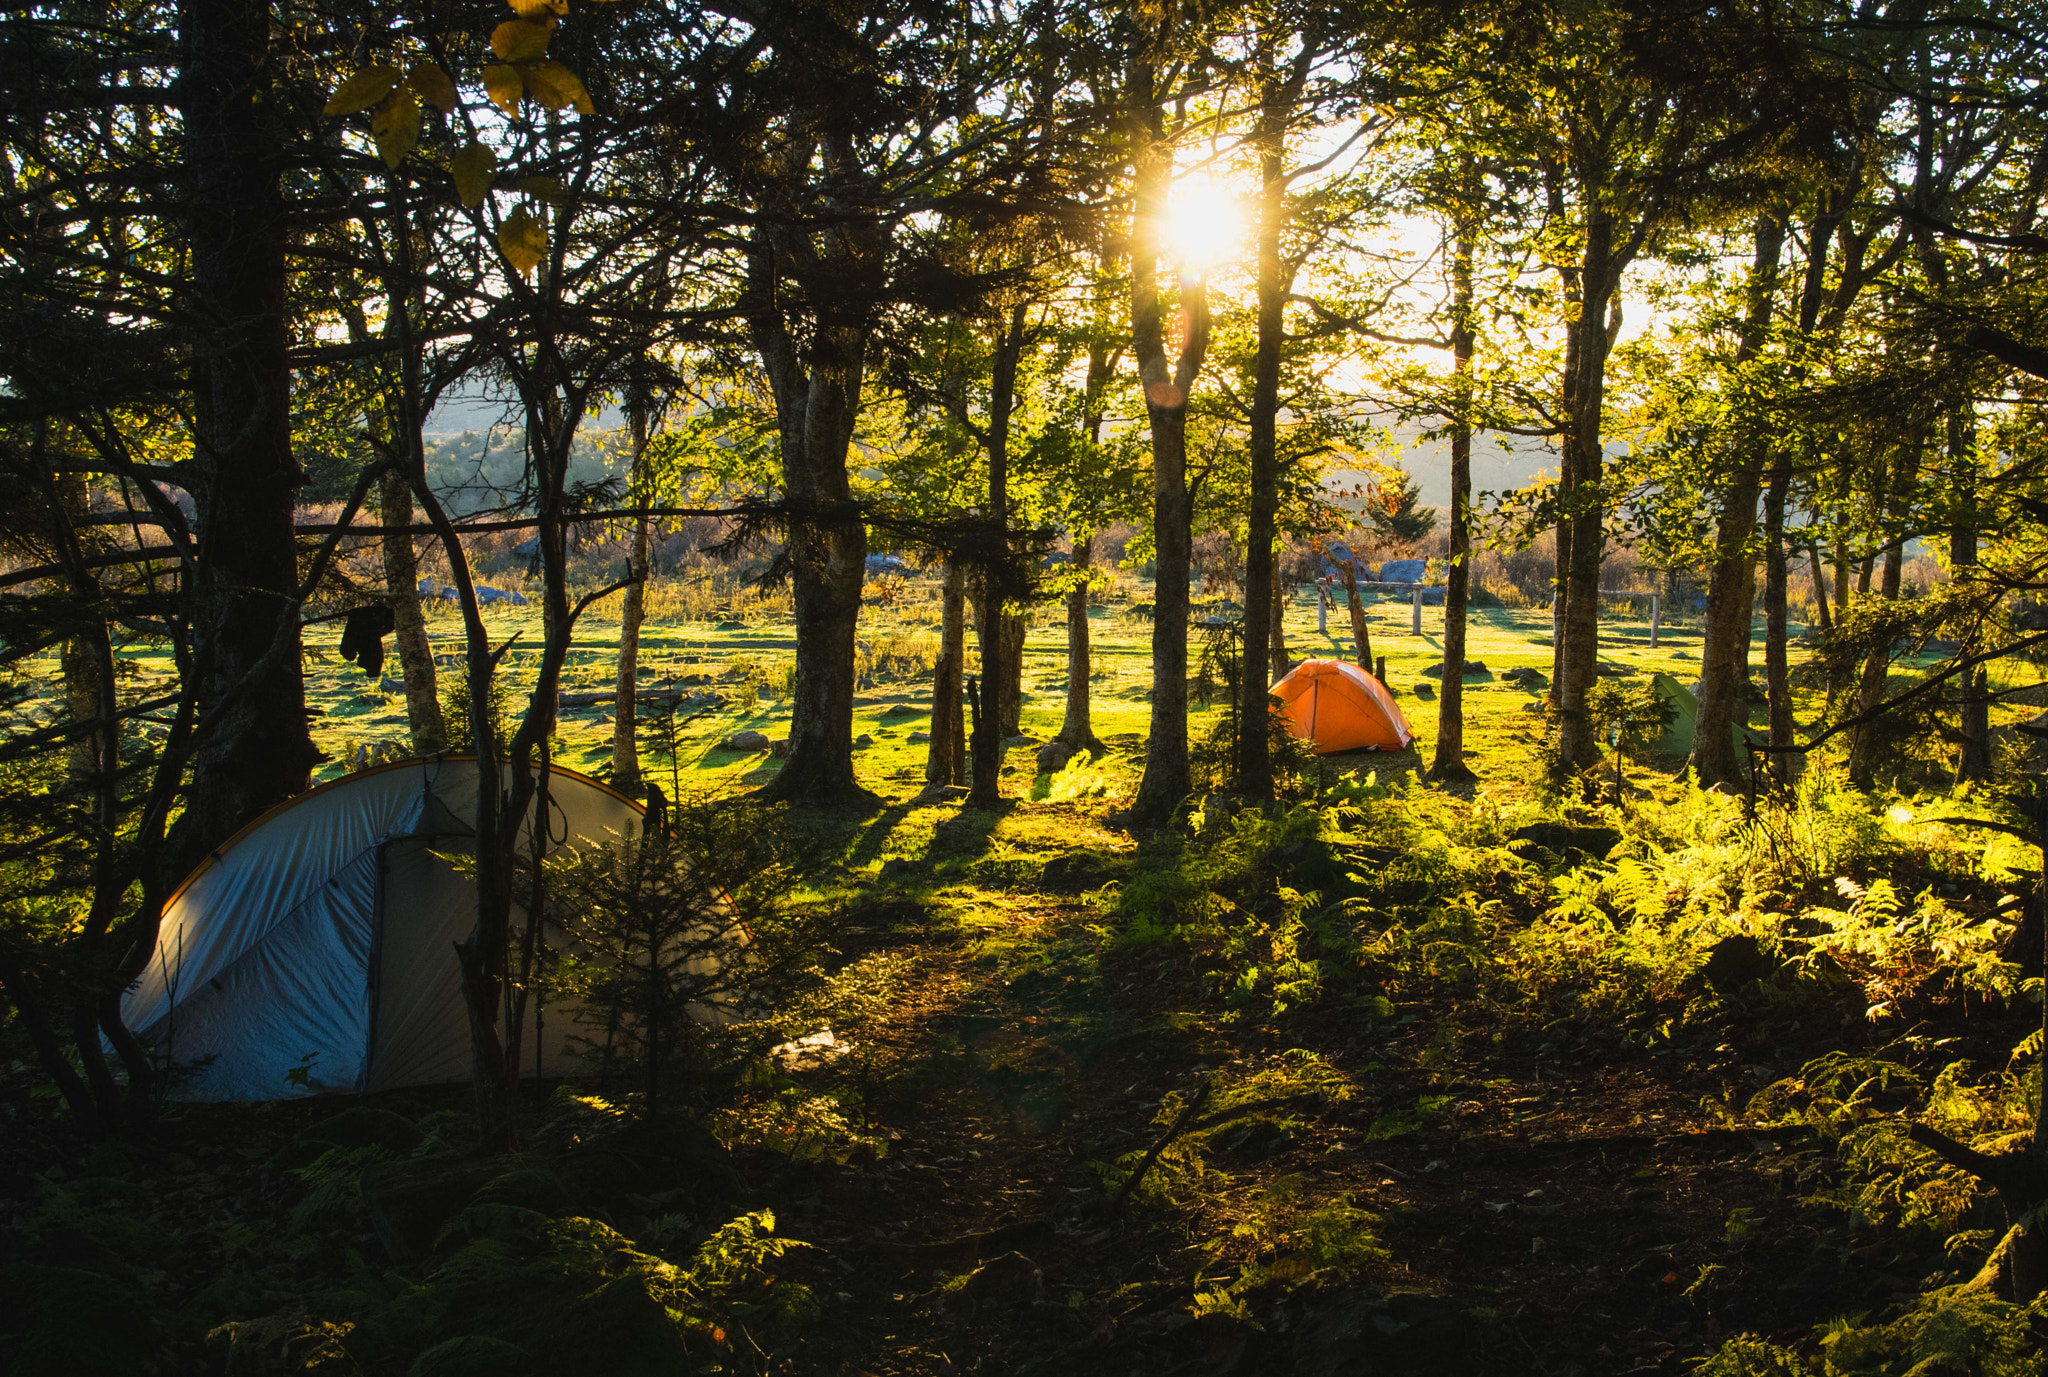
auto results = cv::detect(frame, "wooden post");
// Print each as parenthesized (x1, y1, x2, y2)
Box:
(1411, 586, 1421, 635)
(1650, 593, 1660, 649)
(1317, 581, 1328, 635)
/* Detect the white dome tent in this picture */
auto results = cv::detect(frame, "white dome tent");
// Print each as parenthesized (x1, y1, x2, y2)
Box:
(123, 758, 645, 1101)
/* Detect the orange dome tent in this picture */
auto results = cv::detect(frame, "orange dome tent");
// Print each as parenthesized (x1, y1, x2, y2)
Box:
(1270, 659, 1414, 754)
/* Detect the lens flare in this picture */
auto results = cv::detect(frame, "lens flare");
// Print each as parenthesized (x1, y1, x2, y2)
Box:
(1163, 174, 1244, 270)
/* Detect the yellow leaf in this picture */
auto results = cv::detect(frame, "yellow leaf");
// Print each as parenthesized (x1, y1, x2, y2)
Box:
(324, 63, 399, 117)
(517, 175, 567, 204)
(507, 0, 567, 13)
(451, 140, 498, 208)
(371, 86, 421, 168)
(482, 63, 524, 115)
(499, 205, 547, 277)
(406, 64, 456, 112)
(490, 16, 554, 62)
(518, 60, 593, 114)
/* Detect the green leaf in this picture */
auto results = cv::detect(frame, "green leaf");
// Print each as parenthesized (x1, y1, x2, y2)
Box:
(499, 205, 546, 277)
(516, 175, 566, 205)
(491, 17, 554, 62)
(519, 60, 593, 115)
(371, 86, 421, 168)
(452, 141, 498, 209)
(482, 63, 524, 115)
(324, 64, 400, 117)
(407, 64, 457, 113)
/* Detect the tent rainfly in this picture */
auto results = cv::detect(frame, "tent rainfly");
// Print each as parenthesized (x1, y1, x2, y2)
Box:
(1270, 659, 1415, 755)
(122, 758, 644, 1102)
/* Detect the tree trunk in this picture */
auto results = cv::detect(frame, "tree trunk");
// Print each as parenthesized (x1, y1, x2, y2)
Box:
(1000, 613, 1026, 737)
(1269, 578, 1289, 683)
(380, 469, 445, 755)
(1553, 214, 1622, 769)
(1847, 540, 1907, 789)
(748, 245, 874, 808)
(1430, 202, 1477, 784)
(1693, 217, 1783, 788)
(1052, 533, 1105, 756)
(969, 304, 1027, 809)
(929, 558, 967, 786)
(1763, 459, 1795, 785)
(611, 407, 654, 795)
(1127, 57, 1211, 824)
(1950, 412, 1991, 783)
(175, 0, 316, 860)
(1807, 542, 1833, 634)
(62, 634, 102, 788)
(1237, 75, 1287, 802)
(1341, 561, 1373, 671)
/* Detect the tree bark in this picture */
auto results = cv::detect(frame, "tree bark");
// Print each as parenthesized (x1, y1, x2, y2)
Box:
(1694, 218, 1784, 787)
(1950, 411, 1991, 783)
(1269, 577, 1289, 683)
(1341, 560, 1373, 672)
(611, 405, 653, 794)
(1430, 202, 1477, 784)
(929, 557, 967, 786)
(1763, 459, 1795, 785)
(1807, 542, 1833, 634)
(380, 469, 445, 755)
(1127, 59, 1211, 823)
(1553, 211, 1622, 769)
(970, 303, 1027, 809)
(1052, 533, 1106, 757)
(746, 217, 876, 809)
(1237, 54, 1289, 802)
(175, 0, 317, 861)
(1000, 612, 1026, 737)
(1847, 458, 1915, 789)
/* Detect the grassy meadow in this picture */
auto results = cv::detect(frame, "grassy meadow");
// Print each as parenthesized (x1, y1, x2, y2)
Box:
(9, 573, 2046, 1377)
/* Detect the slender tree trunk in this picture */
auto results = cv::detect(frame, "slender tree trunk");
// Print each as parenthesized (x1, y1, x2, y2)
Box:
(175, 0, 317, 861)
(1127, 62, 1211, 823)
(1237, 84, 1287, 801)
(1341, 561, 1373, 671)
(1848, 500, 1913, 787)
(1950, 412, 1991, 783)
(1000, 612, 1026, 737)
(1694, 217, 1784, 788)
(62, 634, 102, 788)
(929, 558, 967, 786)
(611, 406, 653, 794)
(1554, 214, 1621, 769)
(1269, 577, 1289, 683)
(1807, 542, 1833, 635)
(1053, 533, 1105, 756)
(380, 469, 446, 755)
(970, 304, 1027, 809)
(1431, 201, 1477, 783)
(1763, 457, 1795, 785)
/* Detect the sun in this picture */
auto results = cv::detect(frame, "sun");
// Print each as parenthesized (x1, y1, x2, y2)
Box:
(1163, 174, 1245, 271)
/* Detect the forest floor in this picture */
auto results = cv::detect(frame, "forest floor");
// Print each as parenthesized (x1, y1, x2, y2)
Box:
(2, 579, 2034, 1376)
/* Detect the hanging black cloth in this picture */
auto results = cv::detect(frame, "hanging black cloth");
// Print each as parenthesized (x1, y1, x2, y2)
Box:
(338, 604, 397, 679)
